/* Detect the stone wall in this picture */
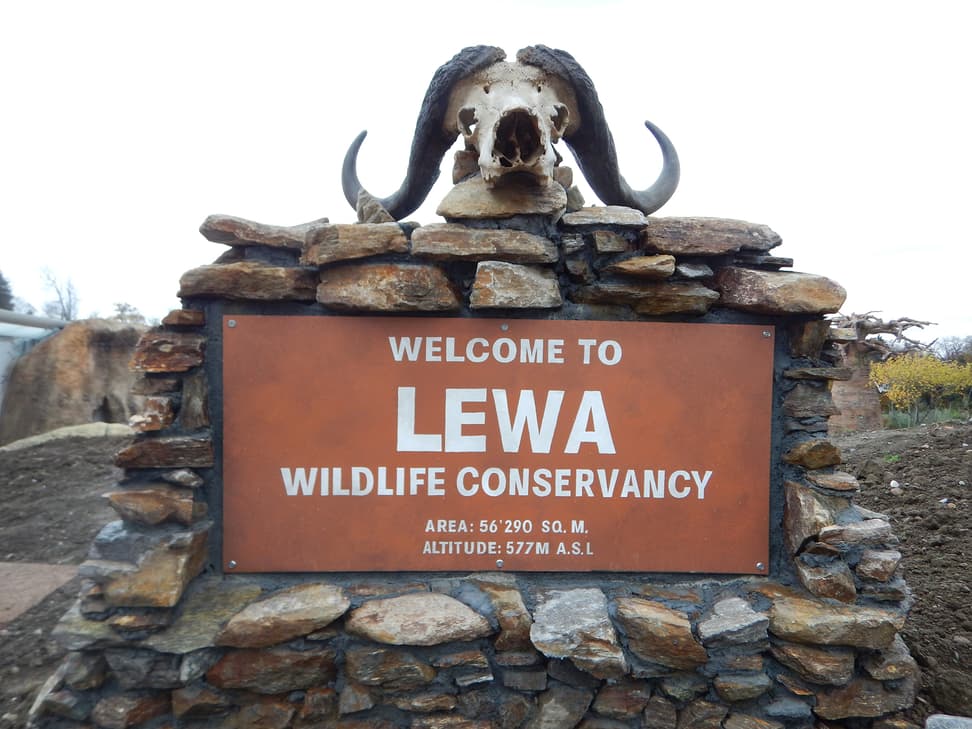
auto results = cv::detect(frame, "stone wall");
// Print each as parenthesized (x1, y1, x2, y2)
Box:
(32, 206, 917, 729)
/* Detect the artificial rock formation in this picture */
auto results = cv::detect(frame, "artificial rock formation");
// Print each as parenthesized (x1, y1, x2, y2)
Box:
(0, 319, 146, 444)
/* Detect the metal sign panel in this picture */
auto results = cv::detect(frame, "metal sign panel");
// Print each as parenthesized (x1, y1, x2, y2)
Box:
(222, 316, 773, 573)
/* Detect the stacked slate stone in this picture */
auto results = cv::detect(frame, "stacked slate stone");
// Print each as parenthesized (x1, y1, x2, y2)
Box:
(32, 187, 919, 729)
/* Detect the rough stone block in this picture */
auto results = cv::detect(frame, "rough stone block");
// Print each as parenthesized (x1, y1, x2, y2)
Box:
(106, 485, 203, 526)
(90, 693, 169, 729)
(346, 592, 492, 646)
(782, 480, 846, 556)
(470, 261, 562, 309)
(318, 262, 460, 311)
(199, 213, 328, 249)
(642, 217, 781, 255)
(768, 596, 905, 649)
(856, 549, 902, 582)
(216, 583, 350, 648)
(614, 597, 707, 670)
(795, 559, 857, 602)
(128, 396, 175, 432)
(768, 644, 851, 685)
(130, 330, 205, 373)
(101, 523, 210, 608)
(346, 645, 436, 689)
(469, 576, 533, 650)
(302, 222, 408, 265)
(715, 268, 846, 314)
(591, 678, 651, 718)
(115, 436, 214, 469)
(592, 230, 630, 253)
(530, 588, 626, 679)
(783, 383, 840, 418)
(562, 206, 646, 227)
(713, 673, 773, 702)
(437, 174, 567, 220)
(602, 254, 676, 279)
(412, 224, 558, 263)
(179, 261, 318, 300)
(161, 309, 205, 327)
(814, 671, 918, 720)
(527, 684, 594, 729)
(206, 645, 337, 693)
(571, 280, 719, 315)
(782, 439, 841, 469)
(697, 597, 768, 647)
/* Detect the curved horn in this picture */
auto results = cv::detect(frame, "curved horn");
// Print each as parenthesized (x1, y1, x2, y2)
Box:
(342, 45, 506, 220)
(516, 45, 679, 215)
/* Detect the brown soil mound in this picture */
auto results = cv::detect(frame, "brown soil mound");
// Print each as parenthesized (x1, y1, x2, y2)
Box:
(835, 422, 972, 721)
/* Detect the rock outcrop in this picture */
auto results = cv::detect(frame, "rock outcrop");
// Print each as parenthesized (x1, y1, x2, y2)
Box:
(0, 319, 146, 445)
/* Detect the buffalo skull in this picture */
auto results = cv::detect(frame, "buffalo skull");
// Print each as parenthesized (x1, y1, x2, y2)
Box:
(342, 45, 679, 220)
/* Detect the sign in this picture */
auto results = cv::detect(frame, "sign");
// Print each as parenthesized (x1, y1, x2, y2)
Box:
(222, 316, 774, 573)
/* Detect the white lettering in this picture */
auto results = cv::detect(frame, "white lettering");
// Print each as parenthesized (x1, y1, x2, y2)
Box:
(467, 337, 489, 362)
(492, 389, 564, 454)
(444, 388, 487, 452)
(397, 387, 442, 452)
(693, 470, 712, 499)
(424, 336, 442, 362)
(564, 391, 616, 454)
(669, 470, 691, 498)
(281, 467, 316, 496)
(351, 467, 374, 496)
(644, 470, 666, 498)
(388, 336, 421, 361)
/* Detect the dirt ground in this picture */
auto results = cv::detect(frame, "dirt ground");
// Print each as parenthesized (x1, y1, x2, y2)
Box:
(0, 427, 969, 727)
(835, 421, 972, 722)
(0, 436, 123, 729)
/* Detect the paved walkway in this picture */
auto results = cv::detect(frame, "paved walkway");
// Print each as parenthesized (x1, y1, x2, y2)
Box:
(0, 562, 77, 625)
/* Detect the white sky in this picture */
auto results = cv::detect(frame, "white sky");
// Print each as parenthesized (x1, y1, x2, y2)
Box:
(2, 1, 969, 340)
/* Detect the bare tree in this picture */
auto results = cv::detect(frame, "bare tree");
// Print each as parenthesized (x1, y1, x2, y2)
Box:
(934, 335, 972, 364)
(41, 268, 80, 321)
(110, 302, 148, 325)
(830, 312, 934, 359)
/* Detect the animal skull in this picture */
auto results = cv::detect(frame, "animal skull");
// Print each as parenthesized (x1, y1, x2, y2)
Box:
(447, 63, 576, 187)
(342, 45, 679, 221)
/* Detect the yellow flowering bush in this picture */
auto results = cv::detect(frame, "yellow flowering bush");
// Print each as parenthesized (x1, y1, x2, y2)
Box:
(870, 353, 972, 423)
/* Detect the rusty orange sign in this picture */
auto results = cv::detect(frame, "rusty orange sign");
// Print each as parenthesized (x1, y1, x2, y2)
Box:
(222, 316, 773, 573)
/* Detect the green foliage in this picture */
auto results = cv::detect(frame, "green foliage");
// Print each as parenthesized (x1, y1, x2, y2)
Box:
(884, 453, 901, 464)
(0, 270, 13, 310)
(870, 353, 972, 425)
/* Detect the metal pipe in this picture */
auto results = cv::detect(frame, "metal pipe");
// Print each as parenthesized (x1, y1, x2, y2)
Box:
(0, 310, 66, 329)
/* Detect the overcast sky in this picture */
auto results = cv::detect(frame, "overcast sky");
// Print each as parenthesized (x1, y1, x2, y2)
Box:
(2, 1, 969, 341)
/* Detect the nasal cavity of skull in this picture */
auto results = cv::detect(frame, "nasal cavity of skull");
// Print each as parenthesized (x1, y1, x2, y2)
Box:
(551, 105, 569, 137)
(495, 110, 541, 168)
(459, 108, 478, 136)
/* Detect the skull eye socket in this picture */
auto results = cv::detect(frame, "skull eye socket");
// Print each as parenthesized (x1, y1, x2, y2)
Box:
(459, 107, 478, 136)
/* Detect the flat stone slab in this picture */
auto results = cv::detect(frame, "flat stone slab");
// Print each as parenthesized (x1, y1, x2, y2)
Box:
(437, 175, 566, 220)
(0, 562, 76, 624)
(561, 206, 646, 227)
(927, 716, 972, 729)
